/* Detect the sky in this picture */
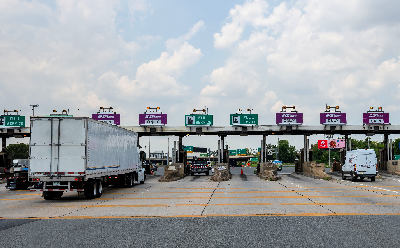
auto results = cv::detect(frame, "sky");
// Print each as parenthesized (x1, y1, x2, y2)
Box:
(0, 0, 400, 152)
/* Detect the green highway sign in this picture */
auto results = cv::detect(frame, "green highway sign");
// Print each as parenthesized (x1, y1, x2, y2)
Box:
(0, 115, 25, 128)
(229, 150, 237, 156)
(184, 146, 193, 153)
(237, 149, 247, 156)
(230, 114, 258, 125)
(200, 153, 208, 157)
(185, 114, 213, 126)
(250, 157, 258, 161)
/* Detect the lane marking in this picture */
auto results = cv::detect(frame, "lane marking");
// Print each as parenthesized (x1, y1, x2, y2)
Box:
(0, 199, 37, 201)
(1, 213, 399, 219)
(176, 203, 273, 206)
(120, 195, 400, 200)
(280, 203, 399, 206)
(130, 191, 312, 194)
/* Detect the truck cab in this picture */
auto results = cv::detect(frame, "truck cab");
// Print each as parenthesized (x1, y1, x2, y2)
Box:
(342, 149, 377, 181)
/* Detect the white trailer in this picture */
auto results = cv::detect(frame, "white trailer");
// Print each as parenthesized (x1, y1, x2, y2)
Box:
(29, 116, 145, 200)
(342, 149, 378, 181)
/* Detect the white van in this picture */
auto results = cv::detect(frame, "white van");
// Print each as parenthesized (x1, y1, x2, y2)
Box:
(342, 149, 377, 181)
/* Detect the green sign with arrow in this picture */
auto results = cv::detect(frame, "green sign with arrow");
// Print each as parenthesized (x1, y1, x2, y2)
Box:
(185, 114, 213, 126)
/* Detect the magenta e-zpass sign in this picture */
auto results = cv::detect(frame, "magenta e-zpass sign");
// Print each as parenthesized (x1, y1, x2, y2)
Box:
(363, 113, 389, 124)
(320, 113, 346, 125)
(276, 113, 303, 125)
(92, 114, 120, 125)
(139, 113, 167, 126)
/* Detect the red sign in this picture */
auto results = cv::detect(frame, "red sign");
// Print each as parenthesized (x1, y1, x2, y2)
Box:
(318, 140, 328, 149)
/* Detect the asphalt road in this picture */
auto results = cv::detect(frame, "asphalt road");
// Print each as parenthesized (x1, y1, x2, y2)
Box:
(0, 215, 398, 248)
(0, 168, 399, 247)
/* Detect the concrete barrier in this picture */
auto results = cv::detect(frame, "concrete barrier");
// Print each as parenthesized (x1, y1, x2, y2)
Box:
(302, 161, 332, 179)
(258, 162, 280, 181)
(159, 163, 184, 182)
(211, 163, 231, 181)
(387, 160, 400, 175)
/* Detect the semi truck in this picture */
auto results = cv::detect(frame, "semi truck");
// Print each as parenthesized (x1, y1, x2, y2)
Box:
(191, 159, 209, 176)
(29, 116, 145, 200)
(342, 149, 377, 181)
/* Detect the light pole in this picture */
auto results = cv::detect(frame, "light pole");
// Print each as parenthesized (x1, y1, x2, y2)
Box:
(30, 104, 39, 116)
(326, 135, 333, 167)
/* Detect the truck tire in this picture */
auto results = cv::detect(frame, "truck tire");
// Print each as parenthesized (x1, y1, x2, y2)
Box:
(43, 192, 54, 200)
(342, 172, 346, 180)
(85, 181, 96, 199)
(43, 191, 62, 200)
(360, 177, 364, 180)
(126, 173, 133, 188)
(351, 173, 356, 182)
(191, 172, 194, 176)
(205, 171, 209, 176)
(371, 176, 375, 182)
(96, 180, 102, 197)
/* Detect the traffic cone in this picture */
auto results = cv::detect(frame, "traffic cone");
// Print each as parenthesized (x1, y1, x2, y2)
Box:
(241, 169, 243, 175)
(151, 170, 153, 175)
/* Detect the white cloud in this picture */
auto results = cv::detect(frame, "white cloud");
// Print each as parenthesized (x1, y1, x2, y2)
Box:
(203, 0, 400, 125)
(214, 0, 269, 48)
(166, 20, 205, 51)
(98, 40, 203, 100)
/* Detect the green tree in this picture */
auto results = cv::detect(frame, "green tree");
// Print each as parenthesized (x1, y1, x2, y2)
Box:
(393, 138, 400, 155)
(278, 140, 297, 163)
(6, 143, 29, 159)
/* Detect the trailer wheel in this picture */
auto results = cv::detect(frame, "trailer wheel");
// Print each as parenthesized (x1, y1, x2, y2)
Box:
(43, 192, 54, 200)
(96, 180, 102, 197)
(85, 181, 96, 199)
(126, 174, 133, 188)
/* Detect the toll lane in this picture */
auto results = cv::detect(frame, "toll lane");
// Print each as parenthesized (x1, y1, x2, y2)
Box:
(0, 172, 399, 219)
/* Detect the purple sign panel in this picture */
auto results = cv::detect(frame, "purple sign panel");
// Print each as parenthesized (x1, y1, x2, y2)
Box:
(276, 113, 303, 125)
(139, 113, 167, 126)
(363, 113, 389, 124)
(92, 114, 120, 125)
(320, 113, 347, 125)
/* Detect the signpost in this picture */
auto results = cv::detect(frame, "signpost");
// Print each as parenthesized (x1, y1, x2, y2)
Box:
(92, 113, 120, 125)
(320, 113, 347, 125)
(276, 113, 303, 125)
(230, 114, 258, 125)
(185, 114, 213, 126)
(0, 115, 25, 128)
(139, 113, 167, 126)
(363, 113, 389, 124)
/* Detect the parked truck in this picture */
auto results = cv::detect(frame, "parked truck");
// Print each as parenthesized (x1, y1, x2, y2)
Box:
(342, 149, 377, 181)
(30, 116, 145, 200)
